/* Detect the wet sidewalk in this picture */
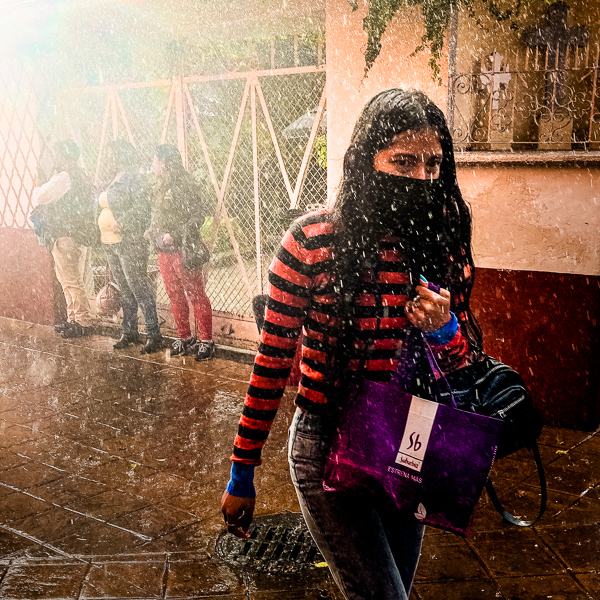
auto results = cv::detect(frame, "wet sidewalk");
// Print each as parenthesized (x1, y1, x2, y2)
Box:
(0, 316, 598, 599)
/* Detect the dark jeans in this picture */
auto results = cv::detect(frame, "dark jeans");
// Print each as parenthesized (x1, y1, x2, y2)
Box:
(103, 240, 160, 337)
(288, 407, 424, 600)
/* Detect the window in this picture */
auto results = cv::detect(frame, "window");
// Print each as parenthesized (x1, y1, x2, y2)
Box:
(450, 2, 599, 153)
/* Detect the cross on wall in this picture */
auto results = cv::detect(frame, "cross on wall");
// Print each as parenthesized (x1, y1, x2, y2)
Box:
(480, 52, 511, 110)
(524, 1, 588, 68)
(523, 1, 588, 106)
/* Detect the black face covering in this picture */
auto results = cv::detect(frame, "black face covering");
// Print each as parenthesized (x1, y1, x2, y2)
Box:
(368, 170, 449, 286)
(371, 171, 439, 227)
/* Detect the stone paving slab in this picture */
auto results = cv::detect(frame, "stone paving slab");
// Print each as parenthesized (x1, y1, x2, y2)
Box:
(0, 317, 598, 599)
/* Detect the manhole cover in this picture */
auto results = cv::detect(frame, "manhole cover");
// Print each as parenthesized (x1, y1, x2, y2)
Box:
(215, 512, 325, 573)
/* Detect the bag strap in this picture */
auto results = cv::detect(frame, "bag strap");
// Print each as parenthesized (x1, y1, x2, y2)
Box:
(485, 441, 547, 526)
(421, 336, 458, 408)
(392, 328, 458, 408)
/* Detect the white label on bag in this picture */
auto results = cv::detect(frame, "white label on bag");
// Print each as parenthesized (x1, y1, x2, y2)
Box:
(395, 396, 439, 472)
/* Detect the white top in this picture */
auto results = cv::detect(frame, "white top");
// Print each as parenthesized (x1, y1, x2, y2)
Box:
(32, 171, 71, 207)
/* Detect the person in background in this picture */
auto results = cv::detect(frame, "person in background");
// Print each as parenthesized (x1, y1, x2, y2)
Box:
(98, 139, 163, 354)
(221, 89, 483, 600)
(30, 140, 96, 338)
(148, 144, 214, 361)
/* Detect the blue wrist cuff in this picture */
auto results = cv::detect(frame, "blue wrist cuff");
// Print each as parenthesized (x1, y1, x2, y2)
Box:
(226, 462, 256, 498)
(425, 312, 459, 345)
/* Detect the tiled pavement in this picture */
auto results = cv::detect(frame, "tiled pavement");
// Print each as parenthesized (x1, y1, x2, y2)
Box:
(0, 316, 598, 599)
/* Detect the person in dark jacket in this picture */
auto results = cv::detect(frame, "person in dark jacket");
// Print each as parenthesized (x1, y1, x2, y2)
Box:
(31, 140, 96, 338)
(98, 139, 163, 354)
(148, 144, 213, 360)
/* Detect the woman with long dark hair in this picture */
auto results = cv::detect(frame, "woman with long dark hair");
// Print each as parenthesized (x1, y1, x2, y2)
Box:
(98, 139, 163, 354)
(221, 89, 482, 599)
(149, 144, 213, 360)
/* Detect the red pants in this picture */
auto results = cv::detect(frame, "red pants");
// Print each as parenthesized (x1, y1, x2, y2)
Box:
(158, 252, 212, 340)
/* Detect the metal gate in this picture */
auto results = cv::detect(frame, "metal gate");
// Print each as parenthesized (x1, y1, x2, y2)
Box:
(64, 66, 327, 323)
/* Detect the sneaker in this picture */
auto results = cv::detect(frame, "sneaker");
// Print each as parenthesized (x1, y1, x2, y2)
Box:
(141, 334, 164, 355)
(113, 332, 142, 349)
(195, 340, 215, 361)
(61, 322, 93, 339)
(54, 322, 70, 334)
(171, 336, 197, 356)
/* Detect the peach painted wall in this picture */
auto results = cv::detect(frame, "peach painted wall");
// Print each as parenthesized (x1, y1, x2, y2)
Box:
(326, 0, 449, 198)
(459, 165, 600, 276)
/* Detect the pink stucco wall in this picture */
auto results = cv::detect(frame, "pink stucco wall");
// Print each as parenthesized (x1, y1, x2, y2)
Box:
(326, 0, 449, 198)
(459, 164, 600, 277)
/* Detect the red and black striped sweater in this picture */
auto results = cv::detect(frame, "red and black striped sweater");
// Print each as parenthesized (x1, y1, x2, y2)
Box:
(232, 210, 475, 466)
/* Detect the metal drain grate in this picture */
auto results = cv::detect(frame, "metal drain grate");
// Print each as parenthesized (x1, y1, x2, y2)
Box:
(215, 512, 325, 573)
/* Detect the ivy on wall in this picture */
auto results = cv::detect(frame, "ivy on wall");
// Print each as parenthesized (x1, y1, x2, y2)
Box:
(353, 0, 556, 80)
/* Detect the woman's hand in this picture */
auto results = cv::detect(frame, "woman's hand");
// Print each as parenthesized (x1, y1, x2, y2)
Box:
(221, 491, 255, 538)
(405, 283, 451, 333)
(163, 233, 174, 246)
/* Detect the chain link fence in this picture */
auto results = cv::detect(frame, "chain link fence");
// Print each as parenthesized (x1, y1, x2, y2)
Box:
(1, 56, 326, 329)
(63, 67, 326, 318)
(1, 19, 327, 331)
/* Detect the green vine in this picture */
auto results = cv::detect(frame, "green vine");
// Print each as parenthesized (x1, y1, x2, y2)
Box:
(353, 0, 556, 80)
(314, 134, 327, 169)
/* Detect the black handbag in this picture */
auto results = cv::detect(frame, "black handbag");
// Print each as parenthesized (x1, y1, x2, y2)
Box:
(30, 203, 58, 247)
(181, 228, 210, 271)
(411, 347, 547, 527)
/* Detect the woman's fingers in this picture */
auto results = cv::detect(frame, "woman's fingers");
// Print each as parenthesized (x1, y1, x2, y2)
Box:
(221, 491, 256, 538)
(238, 504, 255, 534)
(405, 287, 451, 333)
(405, 306, 422, 325)
(227, 515, 251, 538)
(415, 284, 450, 300)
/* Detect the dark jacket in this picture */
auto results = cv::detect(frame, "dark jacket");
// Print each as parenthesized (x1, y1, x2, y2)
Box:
(54, 168, 97, 245)
(31, 168, 96, 247)
(148, 176, 207, 253)
(98, 171, 151, 243)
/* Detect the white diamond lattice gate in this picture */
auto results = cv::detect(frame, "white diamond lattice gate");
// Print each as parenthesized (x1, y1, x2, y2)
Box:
(62, 66, 326, 342)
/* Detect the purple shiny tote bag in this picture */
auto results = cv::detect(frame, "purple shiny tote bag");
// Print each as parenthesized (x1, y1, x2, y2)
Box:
(323, 333, 504, 536)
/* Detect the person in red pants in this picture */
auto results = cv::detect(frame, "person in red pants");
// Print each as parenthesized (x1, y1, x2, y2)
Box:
(148, 144, 214, 360)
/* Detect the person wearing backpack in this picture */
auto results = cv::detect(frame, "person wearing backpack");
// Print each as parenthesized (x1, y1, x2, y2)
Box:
(221, 89, 483, 600)
(30, 140, 96, 338)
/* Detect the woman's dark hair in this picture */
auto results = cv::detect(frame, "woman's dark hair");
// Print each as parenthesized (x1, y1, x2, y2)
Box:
(108, 139, 138, 172)
(153, 144, 202, 215)
(154, 144, 197, 189)
(332, 88, 482, 377)
(155, 144, 186, 175)
(55, 140, 80, 163)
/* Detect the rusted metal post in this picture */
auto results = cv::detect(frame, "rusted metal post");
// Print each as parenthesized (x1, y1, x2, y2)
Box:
(589, 44, 600, 143)
(446, 7, 458, 135)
